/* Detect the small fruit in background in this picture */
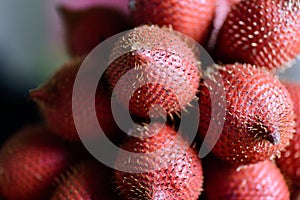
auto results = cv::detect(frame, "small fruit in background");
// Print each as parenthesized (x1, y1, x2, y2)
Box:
(214, 0, 300, 72)
(199, 63, 295, 165)
(129, 0, 216, 44)
(59, 6, 131, 56)
(30, 57, 125, 142)
(106, 25, 201, 118)
(277, 82, 300, 186)
(51, 160, 119, 200)
(203, 157, 290, 200)
(114, 123, 203, 200)
(0, 125, 74, 200)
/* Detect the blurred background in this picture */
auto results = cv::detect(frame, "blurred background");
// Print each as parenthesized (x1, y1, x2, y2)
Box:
(0, 0, 299, 146)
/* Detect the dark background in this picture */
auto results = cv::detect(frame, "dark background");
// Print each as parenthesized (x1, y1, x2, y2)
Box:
(0, 59, 41, 146)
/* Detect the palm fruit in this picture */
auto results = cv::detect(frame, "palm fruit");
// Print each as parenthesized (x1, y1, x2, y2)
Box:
(51, 160, 119, 200)
(59, 6, 131, 56)
(0, 125, 73, 200)
(129, 0, 216, 44)
(277, 82, 300, 186)
(30, 57, 124, 142)
(199, 63, 295, 165)
(106, 25, 201, 118)
(114, 123, 203, 200)
(208, 0, 241, 49)
(203, 157, 290, 199)
(214, 0, 300, 72)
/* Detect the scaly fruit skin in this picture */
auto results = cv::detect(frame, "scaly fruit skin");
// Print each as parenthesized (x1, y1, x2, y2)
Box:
(208, 0, 241, 49)
(215, 0, 300, 72)
(114, 123, 203, 200)
(0, 125, 73, 200)
(199, 63, 295, 165)
(60, 6, 131, 56)
(51, 160, 118, 200)
(203, 157, 290, 200)
(277, 82, 300, 186)
(106, 25, 201, 118)
(31, 58, 124, 142)
(129, 0, 216, 44)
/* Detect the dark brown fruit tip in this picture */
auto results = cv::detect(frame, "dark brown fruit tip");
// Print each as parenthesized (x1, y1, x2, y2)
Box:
(199, 63, 295, 165)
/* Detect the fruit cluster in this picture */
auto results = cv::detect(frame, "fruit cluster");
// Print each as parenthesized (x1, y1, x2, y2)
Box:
(1, 0, 300, 199)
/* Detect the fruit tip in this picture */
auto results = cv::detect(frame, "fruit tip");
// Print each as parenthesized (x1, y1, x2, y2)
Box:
(29, 89, 48, 102)
(266, 131, 280, 145)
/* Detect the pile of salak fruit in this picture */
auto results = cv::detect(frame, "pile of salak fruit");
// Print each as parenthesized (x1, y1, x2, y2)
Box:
(1, 0, 300, 199)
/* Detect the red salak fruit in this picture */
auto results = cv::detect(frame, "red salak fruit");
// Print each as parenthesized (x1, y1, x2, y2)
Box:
(129, 0, 216, 44)
(208, 0, 241, 49)
(0, 125, 73, 200)
(31, 57, 125, 142)
(114, 123, 203, 200)
(215, 0, 300, 72)
(59, 6, 131, 56)
(106, 25, 201, 118)
(51, 160, 119, 200)
(199, 63, 295, 165)
(277, 82, 300, 186)
(203, 157, 290, 199)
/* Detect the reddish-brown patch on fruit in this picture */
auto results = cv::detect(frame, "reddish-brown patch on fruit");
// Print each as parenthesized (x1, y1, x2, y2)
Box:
(114, 123, 203, 199)
(129, 0, 216, 44)
(277, 82, 300, 186)
(199, 63, 295, 165)
(106, 25, 201, 118)
(214, 0, 300, 71)
(0, 125, 73, 200)
(203, 157, 290, 199)
(31, 58, 124, 142)
(50, 160, 118, 200)
(59, 6, 131, 56)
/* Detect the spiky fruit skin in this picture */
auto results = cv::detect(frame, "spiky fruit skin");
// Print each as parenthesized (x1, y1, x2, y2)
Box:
(31, 58, 123, 142)
(51, 160, 118, 200)
(114, 123, 203, 200)
(106, 25, 201, 118)
(199, 63, 295, 165)
(0, 125, 73, 200)
(60, 6, 130, 56)
(215, 0, 300, 71)
(203, 157, 290, 199)
(277, 82, 300, 186)
(208, 0, 241, 49)
(129, 0, 216, 44)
